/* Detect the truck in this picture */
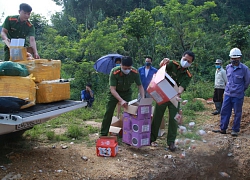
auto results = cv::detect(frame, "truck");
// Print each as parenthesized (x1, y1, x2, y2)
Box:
(0, 100, 87, 136)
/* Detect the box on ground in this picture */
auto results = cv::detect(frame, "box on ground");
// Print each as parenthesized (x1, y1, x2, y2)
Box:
(124, 98, 153, 120)
(147, 65, 178, 105)
(36, 80, 70, 103)
(109, 116, 123, 137)
(18, 59, 61, 83)
(96, 136, 118, 157)
(0, 75, 36, 109)
(123, 130, 150, 148)
(123, 112, 151, 133)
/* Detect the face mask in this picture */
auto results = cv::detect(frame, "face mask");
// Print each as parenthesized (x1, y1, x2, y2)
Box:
(215, 65, 221, 69)
(145, 62, 151, 66)
(231, 59, 239, 66)
(180, 59, 191, 68)
(116, 64, 120, 66)
(121, 68, 131, 75)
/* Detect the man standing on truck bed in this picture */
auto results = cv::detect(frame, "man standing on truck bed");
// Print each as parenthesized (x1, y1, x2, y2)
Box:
(1, 3, 40, 61)
(100, 56, 144, 136)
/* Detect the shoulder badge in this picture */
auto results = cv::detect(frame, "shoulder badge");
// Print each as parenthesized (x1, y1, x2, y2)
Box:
(186, 70, 192, 77)
(131, 68, 138, 74)
(113, 69, 121, 75)
(26, 21, 32, 27)
(173, 60, 179, 66)
(9, 17, 18, 21)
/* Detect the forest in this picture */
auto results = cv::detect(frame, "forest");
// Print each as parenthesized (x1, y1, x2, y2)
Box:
(1, 0, 250, 100)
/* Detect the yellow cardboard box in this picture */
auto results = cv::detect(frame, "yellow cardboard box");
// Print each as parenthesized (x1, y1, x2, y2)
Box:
(18, 59, 61, 83)
(36, 80, 70, 103)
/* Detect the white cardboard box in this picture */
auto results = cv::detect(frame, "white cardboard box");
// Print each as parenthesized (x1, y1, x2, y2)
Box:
(109, 116, 122, 136)
(147, 65, 178, 106)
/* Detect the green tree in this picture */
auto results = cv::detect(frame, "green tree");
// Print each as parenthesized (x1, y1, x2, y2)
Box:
(78, 18, 127, 62)
(29, 13, 49, 40)
(123, 8, 154, 64)
(224, 25, 250, 51)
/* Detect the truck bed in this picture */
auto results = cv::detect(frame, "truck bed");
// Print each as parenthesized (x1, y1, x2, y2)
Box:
(0, 100, 87, 135)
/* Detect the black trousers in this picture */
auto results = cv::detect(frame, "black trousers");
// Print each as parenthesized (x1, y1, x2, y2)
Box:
(213, 88, 225, 102)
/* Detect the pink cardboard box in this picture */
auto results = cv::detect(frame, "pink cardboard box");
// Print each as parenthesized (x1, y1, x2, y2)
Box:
(124, 98, 153, 120)
(131, 132, 151, 148)
(147, 65, 178, 105)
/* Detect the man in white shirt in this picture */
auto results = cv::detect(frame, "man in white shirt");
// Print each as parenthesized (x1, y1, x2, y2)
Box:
(212, 59, 227, 115)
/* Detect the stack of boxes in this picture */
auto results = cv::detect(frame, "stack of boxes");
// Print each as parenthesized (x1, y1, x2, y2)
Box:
(122, 98, 153, 148)
(18, 59, 70, 104)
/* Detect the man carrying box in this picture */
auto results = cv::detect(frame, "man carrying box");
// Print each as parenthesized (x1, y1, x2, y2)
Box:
(100, 56, 145, 136)
(1, 3, 40, 61)
(150, 50, 195, 151)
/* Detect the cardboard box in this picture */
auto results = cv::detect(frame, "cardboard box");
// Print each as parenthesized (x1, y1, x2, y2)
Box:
(36, 80, 70, 103)
(147, 65, 178, 105)
(158, 118, 165, 136)
(96, 136, 118, 157)
(123, 131, 151, 148)
(18, 59, 61, 83)
(9, 38, 27, 61)
(0, 75, 36, 109)
(109, 116, 122, 137)
(131, 132, 150, 148)
(124, 98, 153, 120)
(151, 106, 165, 137)
(123, 112, 151, 133)
(122, 129, 131, 145)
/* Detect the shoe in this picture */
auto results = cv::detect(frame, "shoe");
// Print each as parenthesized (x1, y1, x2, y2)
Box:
(231, 131, 238, 137)
(211, 111, 219, 115)
(212, 129, 226, 134)
(151, 142, 158, 147)
(169, 142, 176, 152)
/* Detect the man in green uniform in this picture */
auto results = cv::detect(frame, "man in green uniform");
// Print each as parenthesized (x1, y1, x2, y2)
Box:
(100, 56, 145, 136)
(1, 3, 40, 61)
(150, 50, 195, 151)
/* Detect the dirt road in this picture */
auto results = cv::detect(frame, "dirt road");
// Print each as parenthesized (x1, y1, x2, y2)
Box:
(0, 99, 250, 180)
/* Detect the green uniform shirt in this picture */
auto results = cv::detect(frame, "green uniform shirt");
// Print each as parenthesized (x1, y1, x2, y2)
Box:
(166, 60, 192, 90)
(2, 15, 35, 45)
(109, 66, 142, 91)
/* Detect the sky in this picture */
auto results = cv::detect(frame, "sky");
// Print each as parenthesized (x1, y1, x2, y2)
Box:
(0, 0, 63, 24)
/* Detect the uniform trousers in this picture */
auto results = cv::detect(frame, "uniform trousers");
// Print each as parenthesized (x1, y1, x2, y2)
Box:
(220, 95, 244, 132)
(151, 101, 178, 145)
(100, 90, 132, 136)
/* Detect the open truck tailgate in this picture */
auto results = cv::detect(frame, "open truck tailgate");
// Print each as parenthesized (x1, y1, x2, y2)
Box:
(0, 100, 87, 135)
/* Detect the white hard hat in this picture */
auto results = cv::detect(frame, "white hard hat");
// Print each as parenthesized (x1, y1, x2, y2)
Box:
(229, 48, 242, 58)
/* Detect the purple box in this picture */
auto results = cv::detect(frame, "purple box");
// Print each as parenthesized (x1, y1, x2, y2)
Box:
(122, 130, 131, 145)
(131, 118, 151, 133)
(125, 98, 153, 120)
(122, 112, 132, 131)
(131, 132, 151, 148)
(137, 105, 152, 120)
(123, 112, 151, 133)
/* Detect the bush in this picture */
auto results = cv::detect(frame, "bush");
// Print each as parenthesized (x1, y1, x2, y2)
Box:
(67, 124, 83, 139)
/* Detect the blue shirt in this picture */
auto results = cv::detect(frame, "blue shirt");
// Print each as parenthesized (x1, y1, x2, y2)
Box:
(81, 90, 94, 101)
(225, 63, 250, 98)
(138, 66, 158, 91)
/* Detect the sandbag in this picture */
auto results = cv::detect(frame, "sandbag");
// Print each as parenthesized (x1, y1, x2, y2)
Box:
(0, 97, 28, 113)
(0, 61, 29, 77)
